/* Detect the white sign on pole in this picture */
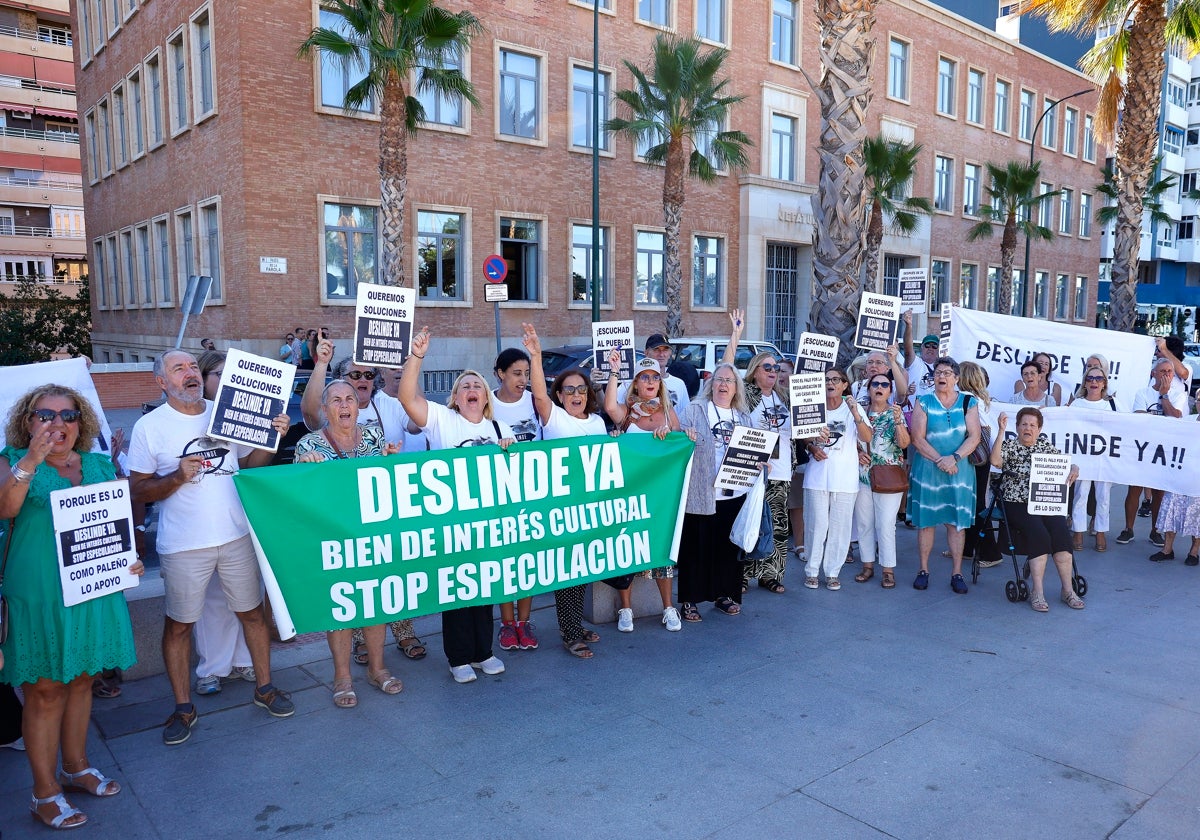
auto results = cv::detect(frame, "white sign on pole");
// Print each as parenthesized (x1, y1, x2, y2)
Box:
(353, 282, 414, 368)
(1028, 453, 1071, 516)
(789, 373, 826, 439)
(51, 479, 140, 607)
(795, 332, 839, 374)
(939, 302, 954, 358)
(898, 267, 928, 313)
(592, 320, 636, 380)
(484, 284, 509, 302)
(206, 349, 296, 452)
(854, 292, 902, 351)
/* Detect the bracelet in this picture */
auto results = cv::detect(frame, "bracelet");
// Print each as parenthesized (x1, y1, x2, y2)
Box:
(410, 352, 425, 359)
(11, 462, 34, 483)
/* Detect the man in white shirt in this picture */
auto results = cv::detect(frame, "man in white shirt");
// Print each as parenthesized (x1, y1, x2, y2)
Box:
(128, 351, 295, 747)
(904, 334, 940, 404)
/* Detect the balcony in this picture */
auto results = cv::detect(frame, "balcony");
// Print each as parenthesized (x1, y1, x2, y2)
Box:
(0, 125, 78, 147)
(1165, 102, 1188, 129)
(0, 25, 73, 64)
(0, 82, 75, 118)
(0, 224, 86, 258)
(1161, 150, 1185, 174)
(0, 175, 81, 206)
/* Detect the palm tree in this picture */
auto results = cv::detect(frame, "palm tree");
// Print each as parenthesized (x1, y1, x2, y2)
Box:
(965, 161, 1058, 314)
(607, 34, 752, 337)
(1095, 157, 1178, 229)
(799, 0, 880, 367)
(299, 0, 482, 287)
(861, 136, 933, 294)
(1020, 0, 1200, 332)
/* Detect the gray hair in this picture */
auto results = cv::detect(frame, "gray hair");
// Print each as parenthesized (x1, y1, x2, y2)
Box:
(154, 349, 194, 378)
(699, 363, 750, 413)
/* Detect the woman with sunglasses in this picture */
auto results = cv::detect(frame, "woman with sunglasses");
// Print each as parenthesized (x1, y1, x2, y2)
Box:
(1, 385, 145, 829)
(1068, 365, 1118, 551)
(851, 373, 910, 588)
(741, 353, 793, 594)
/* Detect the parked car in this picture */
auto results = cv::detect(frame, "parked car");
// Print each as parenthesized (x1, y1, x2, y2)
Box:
(1182, 343, 1200, 390)
(539, 344, 646, 387)
(667, 337, 785, 380)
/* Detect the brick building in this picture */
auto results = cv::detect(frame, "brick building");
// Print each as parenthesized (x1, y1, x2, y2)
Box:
(75, 0, 1101, 372)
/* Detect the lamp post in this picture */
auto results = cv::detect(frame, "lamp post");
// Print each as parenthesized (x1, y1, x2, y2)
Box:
(590, 1, 601, 323)
(1021, 88, 1091, 316)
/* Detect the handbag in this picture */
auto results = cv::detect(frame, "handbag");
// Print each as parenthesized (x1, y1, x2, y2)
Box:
(732, 474, 773, 562)
(868, 463, 909, 494)
(968, 424, 993, 467)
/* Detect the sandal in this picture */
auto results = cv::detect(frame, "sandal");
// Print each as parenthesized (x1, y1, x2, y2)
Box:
(398, 638, 427, 660)
(57, 767, 121, 797)
(30, 792, 87, 830)
(741, 581, 748, 594)
(91, 676, 121, 700)
(1031, 593, 1049, 612)
(1073, 533, 1084, 551)
(680, 602, 702, 622)
(1095, 533, 1107, 552)
(1061, 592, 1085, 610)
(760, 578, 786, 594)
(351, 638, 368, 667)
(854, 565, 875, 583)
(881, 570, 896, 589)
(367, 670, 404, 695)
(563, 640, 594, 659)
(331, 678, 357, 708)
(581, 629, 601, 643)
(714, 597, 741, 615)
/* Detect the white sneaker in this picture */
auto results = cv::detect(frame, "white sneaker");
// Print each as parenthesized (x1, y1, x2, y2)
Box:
(469, 656, 505, 675)
(450, 664, 477, 683)
(662, 607, 682, 632)
(2, 737, 24, 751)
(227, 666, 256, 682)
(195, 674, 221, 695)
(617, 608, 634, 633)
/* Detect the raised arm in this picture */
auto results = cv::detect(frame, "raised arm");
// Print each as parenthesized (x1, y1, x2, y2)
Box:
(719, 308, 745, 366)
(1155, 337, 1190, 382)
(604, 348, 628, 427)
(886, 344, 908, 397)
(300, 336, 335, 430)
(901, 310, 915, 367)
(398, 326, 431, 428)
(990, 412, 1007, 468)
(522, 322, 553, 425)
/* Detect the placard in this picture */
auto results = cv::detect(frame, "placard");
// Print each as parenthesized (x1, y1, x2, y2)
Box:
(1028, 453, 1071, 516)
(353, 282, 414, 368)
(715, 425, 779, 494)
(789, 373, 826, 439)
(592, 320, 635, 380)
(51, 479, 140, 607)
(854, 292, 901, 351)
(898, 268, 928, 313)
(939, 302, 954, 358)
(795, 332, 838, 374)
(206, 349, 296, 452)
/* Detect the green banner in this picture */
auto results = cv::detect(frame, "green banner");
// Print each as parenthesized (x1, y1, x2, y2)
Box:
(233, 433, 694, 635)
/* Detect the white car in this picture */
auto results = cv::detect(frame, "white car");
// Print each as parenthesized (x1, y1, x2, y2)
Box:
(668, 337, 785, 380)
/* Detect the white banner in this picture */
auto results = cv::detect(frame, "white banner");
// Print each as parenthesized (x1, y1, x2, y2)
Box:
(948, 308, 1154, 412)
(0, 358, 114, 454)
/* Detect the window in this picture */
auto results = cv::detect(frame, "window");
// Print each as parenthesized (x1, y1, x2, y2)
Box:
(94, 238, 107, 308)
(1164, 127, 1184, 156)
(78, 2, 93, 61)
(136, 224, 153, 305)
(697, 0, 726, 44)
(121, 229, 136, 306)
(963, 163, 981, 215)
(1185, 173, 1199, 194)
(1041, 97, 1056, 148)
(1059, 189, 1073, 234)
(959, 263, 978, 309)
(772, 1, 797, 65)
(937, 57, 956, 116)
(1083, 114, 1095, 161)
(128, 69, 144, 157)
(1038, 181, 1053, 228)
(97, 98, 112, 175)
(499, 217, 541, 301)
(966, 69, 984, 124)
(1158, 219, 1175, 248)
(986, 266, 998, 312)
(190, 7, 216, 119)
(1033, 271, 1049, 317)
(174, 209, 196, 298)
(1019, 89, 1035, 141)
(1168, 80, 1186, 109)
(571, 65, 610, 151)
(153, 216, 172, 306)
(418, 45, 463, 128)
(1079, 192, 1093, 237)
(323, 202, 377, 300)
(1191, 80, 1200, 106)
(1180, 215, 1195, 240)
(994, 79, 1010, 133)
(417, 210, 464, 301)
(112, 84, 127, 167)
(571, 223, 610, 305)
(888, 37, 909, 100)
(39, 24, 73, 47)
(931, 259, 950, 308)
(636, 230, 666, 304)
(199, 200, 222, 300)
(1074, 276, 1088, 320)
(319, 8, 373, 112)
(764, 243, 799, 348)
(1063, 107, 1077, 156)
(146, 52, 164, 147)
(84, 111, 99, 182)
(769, 113, 797, 181)
(934, 155, 953, 212)
(498, 48, 540, 140)
(693, 235, 723, 307)
(694, 117, 725, 172)
(637, 0, 670, 27)
(1055, 273, 1069, 320)
(106, 234, 120, 308)
(108, 0, 121, 35)
(1011, 269, 1026, 316)
(90, 0, 105, 52)
(881, 255, 905, 297)
(167, 29, 189, 133)
(1188, 127, 1200, 147)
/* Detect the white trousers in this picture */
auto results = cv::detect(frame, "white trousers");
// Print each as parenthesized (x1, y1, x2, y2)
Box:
(853, 484, 904, 569)
(804, 488, 857, 580)
(1070, 479, 1110, 535)
(194, 575, 252, 678)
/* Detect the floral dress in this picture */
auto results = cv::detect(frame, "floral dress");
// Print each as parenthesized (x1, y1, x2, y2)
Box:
(859, 407, 906, 486)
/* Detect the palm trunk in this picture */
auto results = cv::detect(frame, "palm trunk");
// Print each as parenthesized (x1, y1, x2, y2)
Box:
(379, 70, 408, 287)
(998, 212, 1017, 314)
(1109, 2, 1166, 332)
(805, 0, 878, 368)
(861, 201, 883, 294)
(662, 135, 686, 336)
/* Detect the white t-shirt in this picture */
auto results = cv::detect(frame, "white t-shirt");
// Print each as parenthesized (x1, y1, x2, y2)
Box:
(1132, 385, 1188, 416)
(423, 402, 515, 449)
(907, 357, 937, 399)
(127, 401, 253, 555)
(802, 400, 859, 494)
(749, 389, 792, 482)
(364, 391, 426, 453)
(617, 373, 690, 413)
(491, 389, 542, 442)
(542, 405, 607, 440)
(1070, 395, 1117, 412)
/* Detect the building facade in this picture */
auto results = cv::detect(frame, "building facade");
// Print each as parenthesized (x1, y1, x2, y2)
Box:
(76, 0, 1102, 370)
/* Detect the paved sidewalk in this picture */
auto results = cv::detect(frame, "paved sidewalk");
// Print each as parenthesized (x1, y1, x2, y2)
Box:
(2, 503, 1199, 839)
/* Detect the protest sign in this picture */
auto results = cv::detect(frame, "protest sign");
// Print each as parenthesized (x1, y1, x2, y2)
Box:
(898, 268, 928, 313)
(592, 320, 635, 380)
(715, 426, 778, 494)
(233, 434, 693, 636)
(206, 349, 295, 451)
(50, 479, 139, 607)
(0, 358, 113, 454)
(939, 303, 954, 358)
(1028, 453, 1071, 516)
(854, 292, 901, 351)
(789, 373, 826, 438)
(948, 308, 1153, 412)
(353, 282, 414, 368)
(795, 332, 838, 373)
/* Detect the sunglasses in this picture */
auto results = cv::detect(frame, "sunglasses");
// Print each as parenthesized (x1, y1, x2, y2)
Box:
(560, 385, 589, 396)
(869, 380, 891, 389)
(759, 363, 781, 372)
(31, 408, 81, 423)
(345, 370, 377, 381)
(1084, 375, 1105, 382)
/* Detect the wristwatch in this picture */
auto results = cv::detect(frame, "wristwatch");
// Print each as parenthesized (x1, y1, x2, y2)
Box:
(135, 524, 147, 533)
(952, 453, 961, 462)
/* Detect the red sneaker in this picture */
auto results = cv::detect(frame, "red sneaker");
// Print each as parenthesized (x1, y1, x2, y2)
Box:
(497, 621, 520, 651)
(515, 620, 539, 650)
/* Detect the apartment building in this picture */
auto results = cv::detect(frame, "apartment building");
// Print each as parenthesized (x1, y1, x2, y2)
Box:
(75, 0, 1102, 368)
(0, 0, 85, 296)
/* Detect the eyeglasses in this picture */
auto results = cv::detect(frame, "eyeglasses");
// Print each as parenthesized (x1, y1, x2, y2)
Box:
(825, 377, 845, 384)
(713, 377, 737, 386)
(560, 385, 589, 396)
(31, 408, 81, 423)
(869, 380, 891, 389)
(345, 370, 377, 381)
(934, 369, 956, 377)
(637, 374, 662, 383)
(1084, 375, 1105, 382)
(759, 364, 781, 372)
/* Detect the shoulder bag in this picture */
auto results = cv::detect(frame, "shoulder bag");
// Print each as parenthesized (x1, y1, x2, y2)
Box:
(868, 463, 908, 494)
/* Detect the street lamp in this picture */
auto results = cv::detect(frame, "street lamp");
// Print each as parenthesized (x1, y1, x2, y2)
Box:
(590, 1, 601, 323)
(1021, 87, 1092, 316)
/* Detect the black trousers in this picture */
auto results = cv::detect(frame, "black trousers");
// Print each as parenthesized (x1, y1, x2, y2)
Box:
(441, 604, 495, 667)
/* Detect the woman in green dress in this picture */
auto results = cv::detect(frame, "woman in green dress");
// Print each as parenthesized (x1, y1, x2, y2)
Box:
(1, 384, 142, 830)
